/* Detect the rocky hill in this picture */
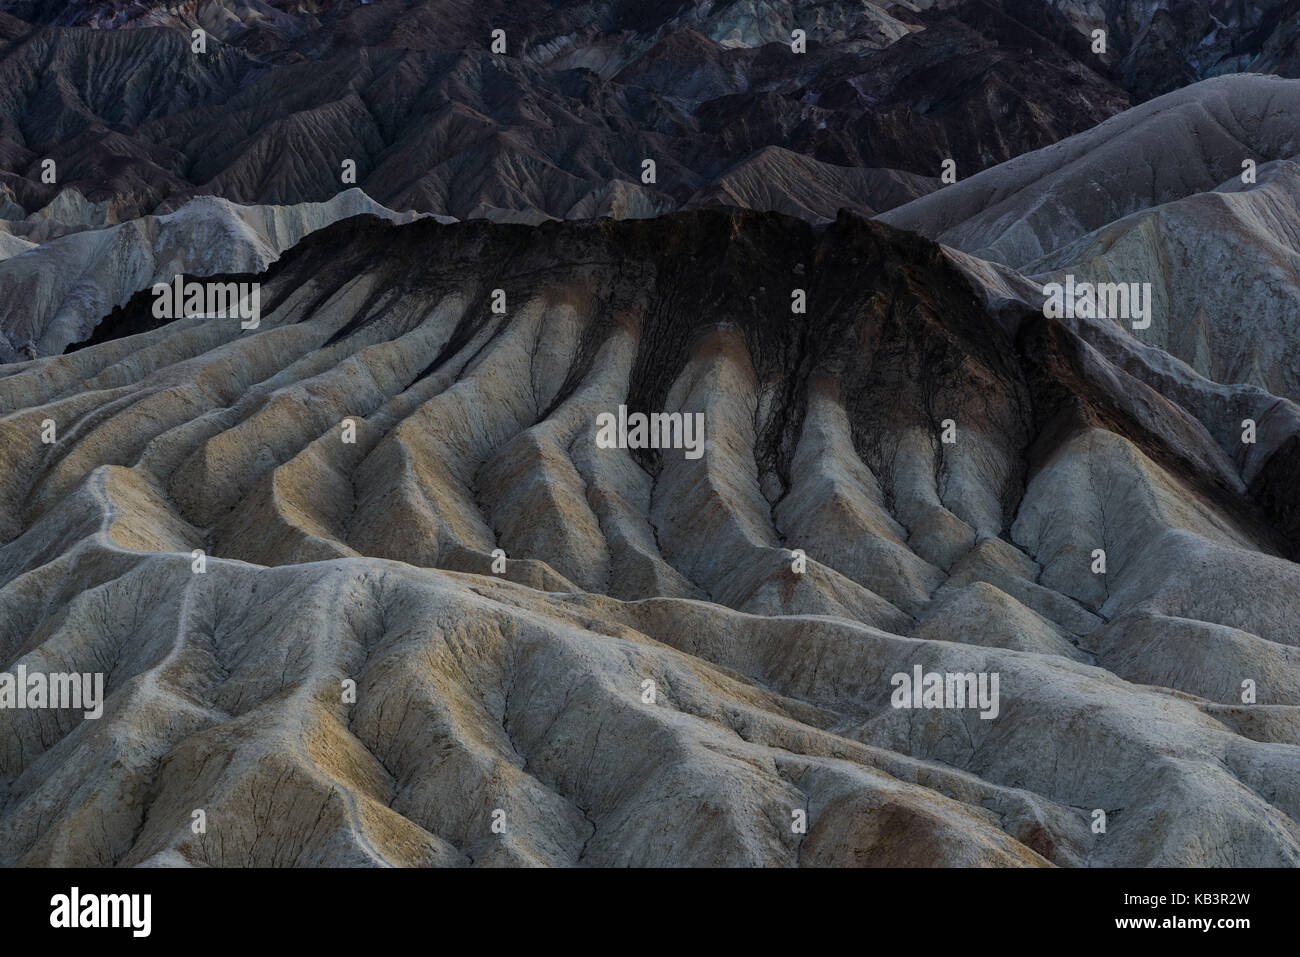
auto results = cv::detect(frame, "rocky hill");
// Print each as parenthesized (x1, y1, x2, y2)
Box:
(2, 203, 1299, 865)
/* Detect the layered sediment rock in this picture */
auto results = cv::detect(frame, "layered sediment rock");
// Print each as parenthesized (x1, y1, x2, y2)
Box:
(2, 206, 1298, 866)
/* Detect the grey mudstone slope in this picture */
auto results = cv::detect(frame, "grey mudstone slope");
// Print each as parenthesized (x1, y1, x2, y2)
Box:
(880, 75, 1300, 268)
(888, 73, 1300, 502)
(0, 188, 431, 361)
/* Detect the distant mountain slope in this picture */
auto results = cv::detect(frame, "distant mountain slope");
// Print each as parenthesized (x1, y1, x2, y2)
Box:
(1023, 158, 1300, 401)
(881, 73, 1300, 514)
(0, 0, 1139, 221)
(880, 74, 1300, 266)
(684, 146, 936, 221)
(4, 1, 1288, 226)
